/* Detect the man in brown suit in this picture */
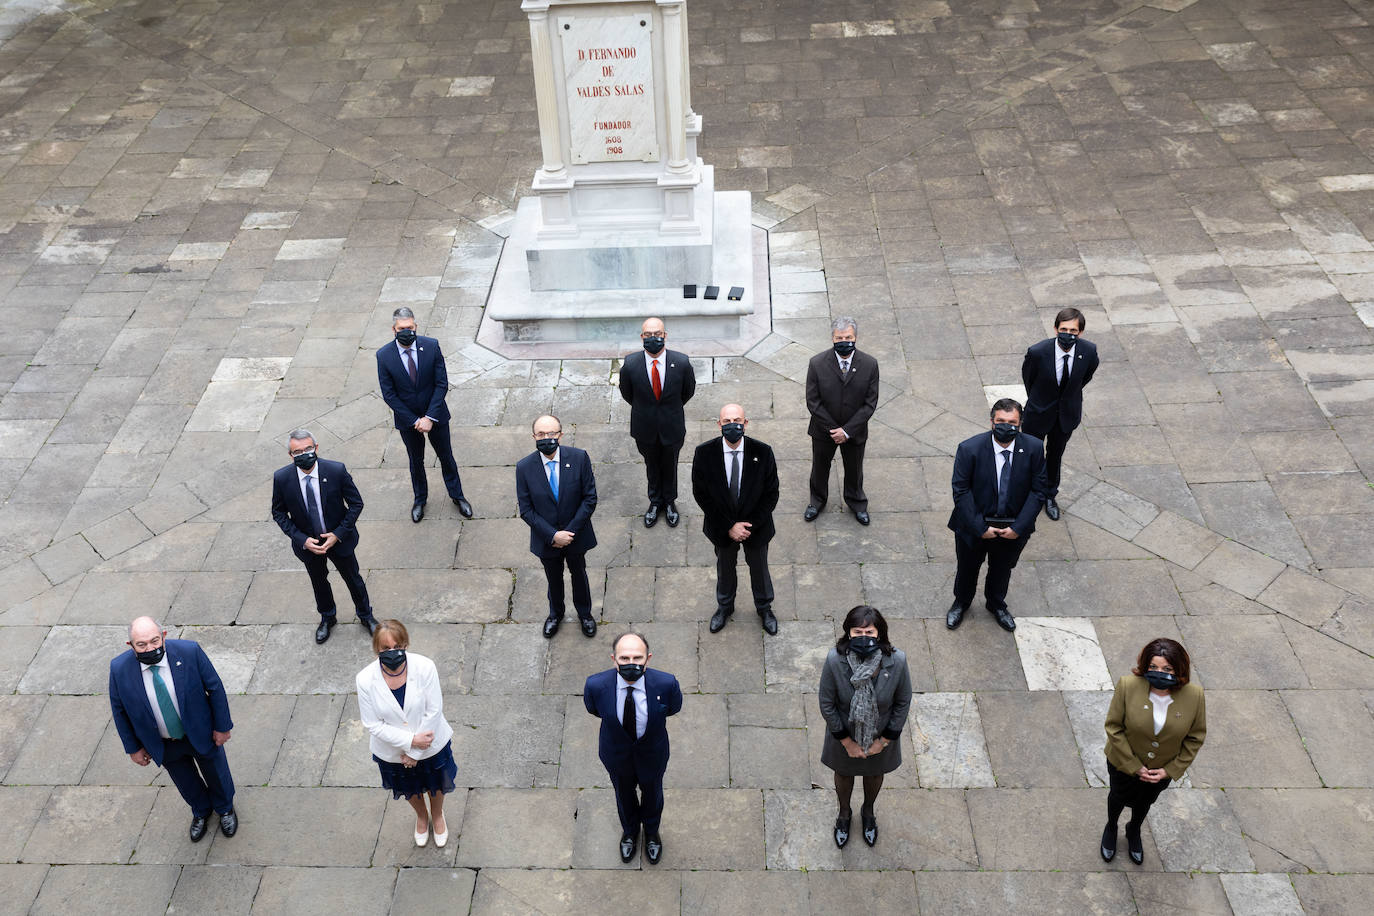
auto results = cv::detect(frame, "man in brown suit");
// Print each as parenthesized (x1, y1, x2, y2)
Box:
(804, 317, 880, 526)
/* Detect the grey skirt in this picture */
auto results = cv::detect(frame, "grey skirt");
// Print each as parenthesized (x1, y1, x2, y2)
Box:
(821, 731, 903, 776)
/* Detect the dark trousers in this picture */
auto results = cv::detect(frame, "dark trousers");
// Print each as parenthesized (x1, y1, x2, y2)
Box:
(635, 437, 682, 507)
(541, 551, 593, 621)
(605, 755, 667, 837)
(953, 534, 1028, 612)
(809, 435, 867, 511)
(714, 539, 774, 613)
(1106, 763, 1171, 825)
(398, 422, 464, 504)
(162, 738, 235, 817)
(1021, 413, 1073, 498)
(301, 549, 372, 621)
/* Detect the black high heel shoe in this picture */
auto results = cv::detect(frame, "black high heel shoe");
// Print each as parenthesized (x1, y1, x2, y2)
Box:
(1100, 822, 1117, 862)
(1125, 823, 1144, 864)
(861, 807, 878, 847)
(833, 811, 851, 849)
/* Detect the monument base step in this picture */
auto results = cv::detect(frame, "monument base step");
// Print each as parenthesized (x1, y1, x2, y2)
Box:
(477, 190, 771, 358)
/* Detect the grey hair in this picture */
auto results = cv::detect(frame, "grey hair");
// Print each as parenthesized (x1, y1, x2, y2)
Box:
(831, 316, 858, 335)
(392, 307, 415, 321)
(287, 428, 316, 447)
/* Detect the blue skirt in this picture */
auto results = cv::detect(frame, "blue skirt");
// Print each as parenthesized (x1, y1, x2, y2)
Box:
(374, 740, 457, 799)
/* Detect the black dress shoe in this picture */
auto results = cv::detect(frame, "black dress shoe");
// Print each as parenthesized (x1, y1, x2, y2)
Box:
(454, 496, 473, 518)
(643, 504, 659, 528)
(411, 502, 424, 523)
(861, 808, 878, 847)
(619, 832, 637, 863)
(579, 616, 597, 638)
(758, 608, 779, 636)
(991, 606, 1017, 632)
(945, 601, 966, 630)
(219, 808, 238, 837)
(834, 812, 851, 849)
(189, 815, 209, 842)
(645, 833, 663, 864)
(1045, 497, 1061, 521)
(1125, 823, 1144, 864)
(1100, 822, 1117, 862)
(543, 616, 561, 638)
(709, 608, 732, 633)
(315, 619, 335, 644)
(359, 616, 379, 636)
(854, 510, 870, 526)
(803, 505, 820, 522)
(664, 502, 680, 527)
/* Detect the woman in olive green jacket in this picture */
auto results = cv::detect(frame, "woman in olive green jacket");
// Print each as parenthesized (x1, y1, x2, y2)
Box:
(1102, 637, 1206, 864)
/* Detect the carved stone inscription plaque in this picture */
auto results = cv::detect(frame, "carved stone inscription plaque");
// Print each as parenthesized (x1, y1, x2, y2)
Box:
(561, 15, 658, 164)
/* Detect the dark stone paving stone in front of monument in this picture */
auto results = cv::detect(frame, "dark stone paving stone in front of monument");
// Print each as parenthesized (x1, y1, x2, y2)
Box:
(206, 787, 385, 867)
(916, 870, 1137, 915)
(29, 864, 180, 916)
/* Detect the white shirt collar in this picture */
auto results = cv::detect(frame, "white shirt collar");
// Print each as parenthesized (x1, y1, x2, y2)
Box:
(542, 447, 561, 465)
(616, 672, 642, 690)
(296, 463, 318, 482)
(140, 651, 170, 673)
(396, 339, 417, 358)
(644, 350, 663, 371)
(722, 436, 743, 456)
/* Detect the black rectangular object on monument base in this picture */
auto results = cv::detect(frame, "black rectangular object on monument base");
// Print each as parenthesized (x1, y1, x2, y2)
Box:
(704, 285, 719, 299)
(683, 284, 697, 298)
(728, 286, 743, 301)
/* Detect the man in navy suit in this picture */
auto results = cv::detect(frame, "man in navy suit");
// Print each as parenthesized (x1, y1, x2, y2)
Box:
(516, 414, 599, 638)
(270, 428, 378, 644)
(109, 616, 237, 842)
(618, 316, 696, 529)
(1021, 307, 1099, 521)
(376, 306, 473, 523)
(690, 403, 781, 635)
(584, 632, 683, 865)
(946, 398, 1048, 633)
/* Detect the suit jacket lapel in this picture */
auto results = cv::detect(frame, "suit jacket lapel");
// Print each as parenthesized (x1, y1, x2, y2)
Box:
(165, 644, 188, 711)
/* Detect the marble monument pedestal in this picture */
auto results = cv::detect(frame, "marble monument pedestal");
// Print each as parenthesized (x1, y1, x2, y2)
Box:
(480, 184, 768, 355)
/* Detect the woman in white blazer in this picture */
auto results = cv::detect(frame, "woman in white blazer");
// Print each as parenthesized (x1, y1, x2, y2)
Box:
(356, 619, 456, 847)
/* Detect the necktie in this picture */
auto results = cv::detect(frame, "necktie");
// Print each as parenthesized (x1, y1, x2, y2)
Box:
(729, 449, 740, 501)
(841, 358, 849, 375)
(305, 475, 324, 535)
(997, 449, 1012, 516)
(623, 684, 637, 738)
(152, 666, 185, 740)
(547, 460, 559, 501)
(1060, 354, 1070, 389)
(403, 348, 417, 384)
(651, 359, 662, 400)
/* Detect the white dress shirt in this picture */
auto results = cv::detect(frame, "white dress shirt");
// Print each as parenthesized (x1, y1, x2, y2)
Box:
(1149, 691, 1173, 736)
(835, 351, 851, 374)
(644, 350, 664, 380)
(396, 341, 434, 422)
(616, 673, 648, 739)
(994, 440, 1014, 498)
(1056, 342, 1076, 384)
(722, 437, 744, 487)
(140, 654, 184, 740)
(356, 652, 454, 763)
(296, 465, 326, 534)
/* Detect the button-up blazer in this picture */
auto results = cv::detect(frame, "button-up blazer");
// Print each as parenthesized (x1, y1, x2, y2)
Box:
(270, 459, 364, 558)
(1021, 337, 1099, 432)
(108, 639, 233, 766)
(947, 431, 1048, 541)
(690, 436, 779, 547)
(515, 446, 598, 557)
(355, 652, 454, 764)
(376, 336, 453, 429)
(1105, 675, 1206, 781)
(618, 349, 696, 446)
(805, 349, 880, 443)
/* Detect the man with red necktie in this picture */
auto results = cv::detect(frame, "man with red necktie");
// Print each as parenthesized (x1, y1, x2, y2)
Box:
(618, 316, 696, 529)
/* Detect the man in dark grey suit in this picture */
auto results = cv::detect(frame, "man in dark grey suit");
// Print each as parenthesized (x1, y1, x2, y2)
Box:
(804, 316, 880, 526)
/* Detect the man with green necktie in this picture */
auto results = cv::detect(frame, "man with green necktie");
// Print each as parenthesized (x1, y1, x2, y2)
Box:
(109, 616, 238, 842)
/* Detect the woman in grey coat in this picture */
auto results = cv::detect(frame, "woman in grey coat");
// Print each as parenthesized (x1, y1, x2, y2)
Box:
(819, 605, 913, 849)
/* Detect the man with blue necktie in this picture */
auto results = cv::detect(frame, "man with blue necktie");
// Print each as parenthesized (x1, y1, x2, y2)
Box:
(516, 414, 599, 638)
(109, 617, 237, 842)
(376, 307, 474, 524)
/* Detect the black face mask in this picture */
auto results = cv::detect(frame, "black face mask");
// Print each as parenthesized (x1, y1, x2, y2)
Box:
(379, 648, 406, 671)
(721, 422, 745, 444)
(992, 423, 1018, 443)
(618, 663, 645, 682)
(833, 340, 856, 357)
(848, 635, 880, 658)
(135, 646, 164, 666)
(292, 450, 317, 471)
(1057, 331, 1077, 350)
(1144, 670, 1178, 690)
(395, 328, 417, 346)
(642, 336, 665, 354)
(535, 437, 559, 456)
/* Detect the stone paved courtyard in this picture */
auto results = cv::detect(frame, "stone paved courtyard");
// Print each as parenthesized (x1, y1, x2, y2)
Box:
(3, 0, 1374, 912)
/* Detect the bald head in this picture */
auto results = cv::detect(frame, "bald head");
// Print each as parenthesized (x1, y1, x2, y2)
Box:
(641, 317, 665, 337)
(129, 616, 161, 642)
(612, 632, 650, 665)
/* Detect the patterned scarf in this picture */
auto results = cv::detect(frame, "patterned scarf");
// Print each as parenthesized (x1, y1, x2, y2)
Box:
(846, 649, 882, 749)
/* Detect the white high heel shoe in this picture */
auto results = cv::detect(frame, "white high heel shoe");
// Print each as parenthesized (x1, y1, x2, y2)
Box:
(433, 816, 448, 848)
(414, 822, 429, 847)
